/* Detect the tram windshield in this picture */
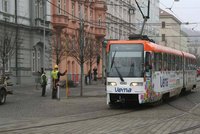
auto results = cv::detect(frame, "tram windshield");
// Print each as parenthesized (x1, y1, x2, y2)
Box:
(107, 44, 144, 77)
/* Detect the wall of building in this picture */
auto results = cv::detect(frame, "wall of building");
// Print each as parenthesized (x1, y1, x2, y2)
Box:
(105, 0, 160, 42)
(0, 0, 52, 85)
(51, 0, 107, 83)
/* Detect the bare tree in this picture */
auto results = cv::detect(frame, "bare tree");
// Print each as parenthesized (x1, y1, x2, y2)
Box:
(67, 31, 98, 66)
(0, 20, 16, 83)
(51, 29, 66, 65)
(66, 30, 100, 95)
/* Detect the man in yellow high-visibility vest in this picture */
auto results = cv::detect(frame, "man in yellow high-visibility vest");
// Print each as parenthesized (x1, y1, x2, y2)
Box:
(51, 65, 67, 99)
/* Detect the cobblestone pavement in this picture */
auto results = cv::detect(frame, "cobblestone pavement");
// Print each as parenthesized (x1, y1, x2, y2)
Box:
(1, 83, 200, 134)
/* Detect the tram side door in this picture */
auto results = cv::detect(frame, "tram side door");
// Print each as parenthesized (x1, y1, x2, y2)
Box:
(145, 52, 152, 80)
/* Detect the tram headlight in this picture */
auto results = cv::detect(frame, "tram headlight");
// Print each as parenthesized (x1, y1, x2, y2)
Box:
(107, 82, 117, 86)
(130, 82, 143, 86)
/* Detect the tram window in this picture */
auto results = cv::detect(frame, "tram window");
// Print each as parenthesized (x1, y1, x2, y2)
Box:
(159, 53, 162, 70)
(185, 58, 189, 70)
(188, 59, 191, 70)
(154, 53, 162, 71)
(163, 53, 167, 70)
(171, 55, 175, 71)
(168, 54, 171, 70)
(175, 56, 179, 70)
(180, 57, 183, 70)
(187, 58, 190, 70)
(189, 59, 195, 70)
(145, 52, 152, 70)
(154, 53, 157, 71)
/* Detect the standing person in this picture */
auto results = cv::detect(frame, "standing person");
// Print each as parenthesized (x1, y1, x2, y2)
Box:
(88, 69, 91, 84)
(93, 67, 97, 81)
(51, 65, 67, 99)
(41, 72, 47, 97)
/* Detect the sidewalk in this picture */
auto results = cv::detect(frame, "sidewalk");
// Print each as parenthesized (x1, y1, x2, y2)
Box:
(9, 81, 106, 98)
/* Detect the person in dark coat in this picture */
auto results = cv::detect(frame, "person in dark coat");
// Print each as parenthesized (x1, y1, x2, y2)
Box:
(41, 72, 47, 97)
(93, 67, 97, 81)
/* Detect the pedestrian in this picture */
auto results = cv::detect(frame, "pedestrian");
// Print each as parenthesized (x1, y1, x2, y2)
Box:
(51, 65, 67, 99)
(93, 67, 97, 81)
(41, 72, 47, 97)
(88, 69, 91, 84)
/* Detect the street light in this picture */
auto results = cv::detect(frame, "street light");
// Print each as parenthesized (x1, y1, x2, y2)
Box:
(43, 0, 46, 72)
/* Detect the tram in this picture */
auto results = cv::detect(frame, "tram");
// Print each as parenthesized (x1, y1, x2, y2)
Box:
(105, 36, 197, 107)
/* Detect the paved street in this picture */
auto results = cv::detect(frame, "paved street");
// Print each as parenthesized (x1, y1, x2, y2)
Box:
(1, 81, 200, 133)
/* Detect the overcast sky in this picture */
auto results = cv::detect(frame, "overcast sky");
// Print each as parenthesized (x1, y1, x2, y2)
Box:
(159, 0, 200, 31)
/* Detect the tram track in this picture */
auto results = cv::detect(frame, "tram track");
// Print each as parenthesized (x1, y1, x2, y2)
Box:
(166, 91, 200, 133)
(107, 90, 200, 133)
(0, 110, 135, 133)
(1, 91, 200, 133)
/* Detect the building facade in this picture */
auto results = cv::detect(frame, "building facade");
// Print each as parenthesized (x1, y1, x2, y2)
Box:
(0, 0, 52, 85)
(159, 8, 188, 52)
(51, 0, 107, 83)
(105, 0, 160, 42)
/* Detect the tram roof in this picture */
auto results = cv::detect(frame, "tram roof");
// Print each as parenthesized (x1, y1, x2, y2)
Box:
(106, 40, 196, 59)
(182, 51, 196, 59)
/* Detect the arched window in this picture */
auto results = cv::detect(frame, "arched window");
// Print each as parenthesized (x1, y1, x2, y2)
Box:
(67, 61, 71, 74)
(32, 51, 36, 72)
(37, 50, 41, 71)
(72, 61, 75, 74)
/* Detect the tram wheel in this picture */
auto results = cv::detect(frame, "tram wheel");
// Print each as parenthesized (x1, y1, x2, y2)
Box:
(109, 102, 121, 109)
(150, 98, 163, 106)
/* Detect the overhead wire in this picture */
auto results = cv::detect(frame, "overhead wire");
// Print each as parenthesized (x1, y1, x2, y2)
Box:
(47, 0, 200, 27)
(47, 0, 200, 38)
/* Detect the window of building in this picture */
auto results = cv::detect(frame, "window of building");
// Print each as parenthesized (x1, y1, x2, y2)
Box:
(57, 0, 61, 14)
(111, 2, 114, 14)
(90, 9, 93, 21)
(34, 1, 39, 18)
(98, 15, 102, 26)
(72, 1, 75, 17)
(32, 51, 36, 72)
(72, 36, 75, 48)
(123, 9, 126, 20)
(111, 27, 113, 38)
(162, 21, 165, 28)
(2, 0, 8, 12)
(85, 7, 88, 20)
(37, 51, 41, 72)
(5, 58, 10, 72)
(64, 0, 66, 15)
(39, 1, 43, 18)
(78, 4, 81, 17)
(67, 61, 71, 74)
(162, 34, 165, 41)
(72, 61, 75, 74)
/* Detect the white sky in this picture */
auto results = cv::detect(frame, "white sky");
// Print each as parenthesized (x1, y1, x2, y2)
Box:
(159, 0, 200, 31)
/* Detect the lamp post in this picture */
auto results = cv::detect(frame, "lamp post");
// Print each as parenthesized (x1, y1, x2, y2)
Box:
(43, 0, 46, 72)
(78, 0, 84, 96)
(128, 0, 135, 34)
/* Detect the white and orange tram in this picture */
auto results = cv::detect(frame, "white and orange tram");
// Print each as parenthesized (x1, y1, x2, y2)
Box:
(105, 37, 197, 107)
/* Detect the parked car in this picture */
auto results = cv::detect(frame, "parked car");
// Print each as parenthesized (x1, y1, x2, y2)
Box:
(0, 76, 13, 105)
(0, 85, 7, 105)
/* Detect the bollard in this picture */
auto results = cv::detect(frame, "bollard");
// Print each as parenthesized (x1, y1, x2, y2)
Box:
(57, 85, 60, 100)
